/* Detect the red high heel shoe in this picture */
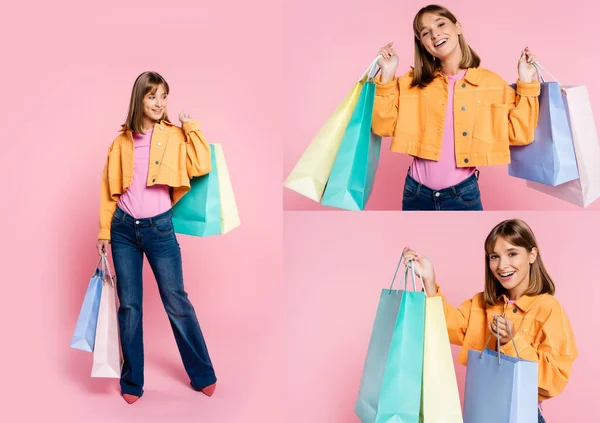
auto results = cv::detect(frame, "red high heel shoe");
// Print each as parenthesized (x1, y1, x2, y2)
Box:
(122, 394, 141, 404)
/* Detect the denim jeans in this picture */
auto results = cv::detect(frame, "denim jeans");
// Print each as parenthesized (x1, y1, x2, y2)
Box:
(110, 207, 216, 396)
(539, 407, 547, 423)
(401, 170, 483, 211)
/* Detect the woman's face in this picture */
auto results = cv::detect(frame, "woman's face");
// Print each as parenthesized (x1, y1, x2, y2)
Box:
(488, 237, 537, 297)
(142, 84, 168, 123)
(418, 12, 462, 61)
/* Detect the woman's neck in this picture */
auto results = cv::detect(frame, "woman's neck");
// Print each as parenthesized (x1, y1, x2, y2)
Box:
(439, 47, 464, 76)
(142, 118, 157, 132)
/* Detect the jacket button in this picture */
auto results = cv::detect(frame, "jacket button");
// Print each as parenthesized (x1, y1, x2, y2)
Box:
(513, 307, 518, 313)
(462, 83, 466, 88)
(462, 131, 468, 136)
(461, 106, 467, 111)
(159, 126, 164, 130)
(157, 142, 162, 146)
(464, 158, 469, 163)
(152, 178, 156, 183)
(155, 160, 159, 164)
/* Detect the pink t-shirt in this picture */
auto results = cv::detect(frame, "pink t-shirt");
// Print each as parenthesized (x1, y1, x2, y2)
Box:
(117, 128, 172, 218)
(410, 70, 476, 190)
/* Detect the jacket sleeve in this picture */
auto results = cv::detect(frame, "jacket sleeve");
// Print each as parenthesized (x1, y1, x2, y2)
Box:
(372, 76, 400, 137)
(436, 285, 473, 347)
(98, 144, 119, 241)
(500, 302, 578, 400)
(506, 80, 540, 146)
(182, 120, 212, 178)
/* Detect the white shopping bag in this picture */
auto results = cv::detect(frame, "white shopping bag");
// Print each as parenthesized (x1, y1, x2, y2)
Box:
(91, 254, 122, 378)
(527, 85, 600, 207)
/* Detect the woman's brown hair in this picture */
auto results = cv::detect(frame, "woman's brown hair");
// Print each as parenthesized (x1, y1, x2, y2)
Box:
(123, 71, 170, 134)
(483, 219, 555, 307)
(411, 4, 481, 88)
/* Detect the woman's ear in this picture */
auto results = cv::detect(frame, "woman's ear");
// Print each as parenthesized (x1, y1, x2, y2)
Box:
(529, 247, 538, 264)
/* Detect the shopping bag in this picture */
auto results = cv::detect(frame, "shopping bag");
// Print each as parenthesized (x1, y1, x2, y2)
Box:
(284, 56, 381, 202)
(355, 255, 408, 423)
(527, 84, 600, 207)
(374, 261, 426, 423)
(463, 317, 538, 423)
(214, 144, 241, 233)
(173, 144, 240, 236)
(422, 296, 463, 422)
(91, 254, 122, 378)
(321, 62, 382, 211)
(509, 63, 579, 186)
(69, 256, 104, 352)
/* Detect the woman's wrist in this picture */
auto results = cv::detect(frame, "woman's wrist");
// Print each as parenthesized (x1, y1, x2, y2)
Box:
(380, 66, 396, 83)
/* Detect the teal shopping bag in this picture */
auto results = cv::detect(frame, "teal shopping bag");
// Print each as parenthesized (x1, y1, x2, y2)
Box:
(375, 261, 426, 423)
(354, 255, 410, 423)
(320, 76, 382, 211)
(172, 144, 222, 236)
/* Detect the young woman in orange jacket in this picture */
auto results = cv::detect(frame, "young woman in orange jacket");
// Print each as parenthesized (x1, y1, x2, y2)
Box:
(403, 219, 578, 423)
(373, 4, 541, 211)
(95, 71, 217, 404)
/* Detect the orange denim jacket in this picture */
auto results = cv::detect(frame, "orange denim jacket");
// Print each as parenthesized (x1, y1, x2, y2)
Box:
(98, 119, 212, 240)
(437, 287, 578, 402)
(372, 67, 541, 167)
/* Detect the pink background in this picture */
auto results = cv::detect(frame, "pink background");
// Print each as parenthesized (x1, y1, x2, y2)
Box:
(284, 211, 600, 421)
(283, 0, 600, 210)
(2, 1, 283, 422)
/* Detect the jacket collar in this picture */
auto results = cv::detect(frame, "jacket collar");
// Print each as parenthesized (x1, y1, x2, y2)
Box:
(498, 293, 539, 312)
(436, 67, 482, 86)
(119, 119, 174, 133)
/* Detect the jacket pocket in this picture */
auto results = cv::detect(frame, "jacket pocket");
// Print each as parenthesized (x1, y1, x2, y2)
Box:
(473, 102, 509, 144)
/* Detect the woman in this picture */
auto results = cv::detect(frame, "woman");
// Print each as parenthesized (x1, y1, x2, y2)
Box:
(373, 4, 540, 211)
(403, 219, 578, 422)
(95, 71, 216, 404)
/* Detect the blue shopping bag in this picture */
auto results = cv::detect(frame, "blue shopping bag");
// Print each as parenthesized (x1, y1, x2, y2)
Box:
(374, 261, 426, 423)
(464, 318, 538, 423)
(509, 65, 579, 186)
(70, 257, 104, 352)
(355, 255, 411, 423)
(172, 144, 222, 237)
(321, 66, 382, 210)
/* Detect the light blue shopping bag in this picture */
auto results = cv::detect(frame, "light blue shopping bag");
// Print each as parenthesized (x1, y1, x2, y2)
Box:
(355, 255, 413, 423)
(70, 256, 104, 352)
(374, 261, 426, 423)
(172, 144, 222, 237)
(464, 318, 538, 423)
(321, 64, 382, 210)
(509, 64, 579, 186)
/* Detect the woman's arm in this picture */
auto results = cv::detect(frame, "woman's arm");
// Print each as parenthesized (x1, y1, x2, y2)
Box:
(98, 145, 118, 241)
(182, 119, 212, 178)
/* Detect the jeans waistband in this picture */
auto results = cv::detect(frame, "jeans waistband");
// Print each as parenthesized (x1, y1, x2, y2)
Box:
(113, 207, 173, 227)
(406, 168, 480, 197)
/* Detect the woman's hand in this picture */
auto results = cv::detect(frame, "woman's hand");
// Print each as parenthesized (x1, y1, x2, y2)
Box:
(402, 246, 437, 296)
(378, 42, 399, 83)
(96, 240, 109, 256)
(489, 315, 516, 346)
(518, 47, 537, 83)
(179, 111, 194, 124)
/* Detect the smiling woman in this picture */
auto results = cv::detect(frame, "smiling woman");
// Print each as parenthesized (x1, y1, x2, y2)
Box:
(95, 70, 216, 404)
(372, 4, 541, 211)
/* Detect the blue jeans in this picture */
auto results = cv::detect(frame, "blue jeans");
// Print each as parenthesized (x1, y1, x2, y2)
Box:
(401, 170, 483, 211)
(539, 407, 547, 423)
(110, 207, 216, 396)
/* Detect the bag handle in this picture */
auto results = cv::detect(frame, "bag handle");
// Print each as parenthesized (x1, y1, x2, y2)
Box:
(532, 61, 560, 85)
(388, 253, 427, 296)
(100, 252, 116, 288)
(480, 315, 520, 365)
(358, 55, 382, 83)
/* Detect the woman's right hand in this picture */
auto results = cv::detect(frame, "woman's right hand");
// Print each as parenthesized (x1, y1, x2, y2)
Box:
(402, 246, 437, 296)
(96, 240, 109, 256)
(378, 42, 399, 72)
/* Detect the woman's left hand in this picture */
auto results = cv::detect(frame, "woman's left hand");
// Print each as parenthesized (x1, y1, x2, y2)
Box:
(489, 315, 516, 346)
(179, 111, 194, 124)
(518, 47, 537, 83)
